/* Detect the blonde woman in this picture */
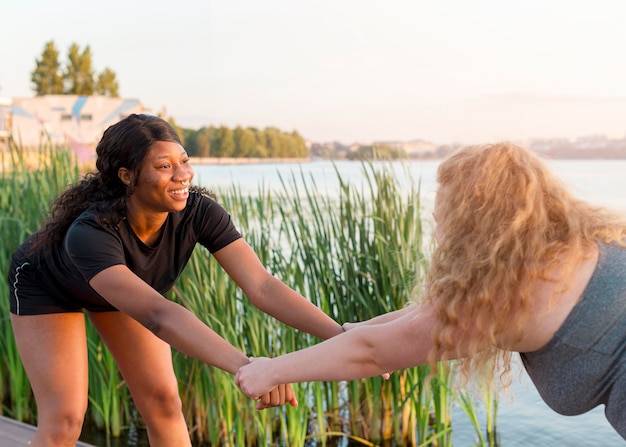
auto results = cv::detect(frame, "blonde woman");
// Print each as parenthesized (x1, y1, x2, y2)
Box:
(235, 142, 626, 439)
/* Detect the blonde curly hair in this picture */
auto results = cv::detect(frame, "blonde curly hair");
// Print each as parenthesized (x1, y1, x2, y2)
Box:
(424, 142, 626, 386)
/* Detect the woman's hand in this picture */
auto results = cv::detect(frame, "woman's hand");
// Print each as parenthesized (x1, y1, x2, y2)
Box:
(235, 357, 298, 410)
(255, 383, 298, 410)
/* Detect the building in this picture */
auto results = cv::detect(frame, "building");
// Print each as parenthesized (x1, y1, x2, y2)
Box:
(9, 95, 147, 161)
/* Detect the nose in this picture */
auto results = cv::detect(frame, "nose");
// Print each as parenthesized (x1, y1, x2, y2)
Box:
(174, 163, 194, 182)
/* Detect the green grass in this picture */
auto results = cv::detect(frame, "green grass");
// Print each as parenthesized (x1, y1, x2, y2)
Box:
(0, 144, 499, 446)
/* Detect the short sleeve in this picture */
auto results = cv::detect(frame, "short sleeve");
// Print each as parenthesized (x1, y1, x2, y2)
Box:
(190, 194, 242, 252)
(64, 219, 126, 282)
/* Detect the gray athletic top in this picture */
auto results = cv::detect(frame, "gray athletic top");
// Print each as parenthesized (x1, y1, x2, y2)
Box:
(521, 242, 626, 439)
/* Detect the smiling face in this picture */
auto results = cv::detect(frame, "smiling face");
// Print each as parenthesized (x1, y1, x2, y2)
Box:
(121, 140, 194, 215)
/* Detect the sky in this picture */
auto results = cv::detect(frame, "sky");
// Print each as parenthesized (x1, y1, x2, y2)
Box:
(2, 0, 626, 145)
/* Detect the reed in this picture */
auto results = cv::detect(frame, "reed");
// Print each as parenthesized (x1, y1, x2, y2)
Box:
(0, 142, 80, 423)
(86, 328, 130, 438)
(0, 145, 499, 445)
(0, 215, 29, 420)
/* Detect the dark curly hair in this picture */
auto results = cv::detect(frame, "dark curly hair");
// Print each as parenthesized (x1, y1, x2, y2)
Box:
(27, 114, 211, 256)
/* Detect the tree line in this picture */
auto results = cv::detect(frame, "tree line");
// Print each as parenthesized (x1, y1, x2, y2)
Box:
(309, 141, 421, 160)
(176, 124, 308, 159)
(29, 41, 308, 158)
(31, 40, 119, 97)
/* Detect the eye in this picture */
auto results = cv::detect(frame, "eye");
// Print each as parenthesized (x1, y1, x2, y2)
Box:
(159, 164, 171, 169)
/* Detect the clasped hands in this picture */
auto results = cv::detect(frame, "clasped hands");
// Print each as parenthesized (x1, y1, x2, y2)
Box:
(235, 357, 295, 410)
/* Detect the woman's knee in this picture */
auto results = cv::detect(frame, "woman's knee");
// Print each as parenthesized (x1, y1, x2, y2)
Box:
(36, 405, 87, 443)
(135, 386, 184, 420)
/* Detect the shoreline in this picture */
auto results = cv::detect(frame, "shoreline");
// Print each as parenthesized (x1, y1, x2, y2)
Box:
(189, 156, 311, 165)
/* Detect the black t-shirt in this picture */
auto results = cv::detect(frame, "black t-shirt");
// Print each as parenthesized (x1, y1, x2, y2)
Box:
(26, 191, 241, 311)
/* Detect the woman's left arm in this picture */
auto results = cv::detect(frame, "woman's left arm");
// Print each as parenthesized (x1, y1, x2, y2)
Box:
(235, 304, 436, 399)
(213, 239, 344, 340)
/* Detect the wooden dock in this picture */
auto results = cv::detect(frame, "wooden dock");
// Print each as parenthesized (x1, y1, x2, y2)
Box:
(0, 416, 95, 446)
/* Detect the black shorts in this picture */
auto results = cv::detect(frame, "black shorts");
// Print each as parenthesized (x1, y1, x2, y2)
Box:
(8, 258, 84, 315)
(7, 248, 116, 315)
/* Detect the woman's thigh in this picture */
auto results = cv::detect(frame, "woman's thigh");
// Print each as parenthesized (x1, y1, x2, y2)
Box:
(10, 312, 89, 414)
(87, 311, 180, 409)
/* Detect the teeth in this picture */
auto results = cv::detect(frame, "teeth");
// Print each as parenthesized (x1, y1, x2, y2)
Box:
(172, 188, 189, 194)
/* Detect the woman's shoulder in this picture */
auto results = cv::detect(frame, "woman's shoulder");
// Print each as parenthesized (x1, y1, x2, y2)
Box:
(68, 203, 125, 238)
(514, 243, 600, 352)
(178, 190, 241, 251)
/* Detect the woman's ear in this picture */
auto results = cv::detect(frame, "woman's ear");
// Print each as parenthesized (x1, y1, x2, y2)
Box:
(118, 167, 132, 186)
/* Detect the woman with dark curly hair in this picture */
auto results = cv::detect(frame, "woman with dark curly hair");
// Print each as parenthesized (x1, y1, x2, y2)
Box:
(235, 142, 626, 440)
(8, 114, 344, 446)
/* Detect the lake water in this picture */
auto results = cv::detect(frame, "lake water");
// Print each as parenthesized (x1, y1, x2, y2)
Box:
(193, 158, 626, 446)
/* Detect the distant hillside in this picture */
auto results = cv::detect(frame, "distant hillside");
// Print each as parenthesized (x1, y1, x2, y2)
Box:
(309, 135, 626, 160)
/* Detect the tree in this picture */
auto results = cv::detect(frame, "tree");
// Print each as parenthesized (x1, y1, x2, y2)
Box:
(31, 41, 64, 95)
(253, 128, 269, 157)
(233, 126, 257, 157)
(264, 127, 283, 158)
(30, 41, 120, 97)
(64, 43, 95, 94)
(95, 67, 119, 97)
(196, 126, 214, 157)
(291, 131, 308, 157)
(213, 126, 235, 157)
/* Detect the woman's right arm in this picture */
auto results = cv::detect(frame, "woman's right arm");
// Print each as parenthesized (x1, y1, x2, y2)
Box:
(235, 303, 437, 400)
(91, 264, 299, 408)
(90, 264, 256, 374)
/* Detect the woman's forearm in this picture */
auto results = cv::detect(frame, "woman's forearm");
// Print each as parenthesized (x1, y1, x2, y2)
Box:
(213, 239, 343, 340)
(252, 276, 344, 340)
(90, 264, 256, 374)
(235, 307, 433, 398)
(151, 302, 250, 374)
